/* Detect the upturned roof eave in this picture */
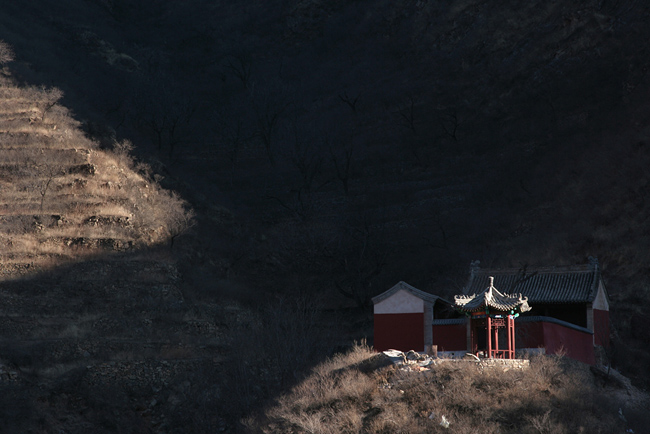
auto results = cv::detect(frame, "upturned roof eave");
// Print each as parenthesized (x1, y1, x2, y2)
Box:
(455, 283, 531, 313)
(455, 299, 530, 313)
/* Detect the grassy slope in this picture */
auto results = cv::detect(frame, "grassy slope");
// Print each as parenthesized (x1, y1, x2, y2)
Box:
(248, 344, 650, 434)
(0, 69, 178, 311)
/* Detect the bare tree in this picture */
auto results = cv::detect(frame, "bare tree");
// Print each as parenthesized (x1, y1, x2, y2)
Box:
(225, 54, 252, 90)
(111, 139, 135, 169)
(339, 91, 360, 113)
(28, 151, 65, 213)
(252, 294, 328, 387)
(133, 74, 197, 159)
(328, 136, 355, 196)
(286, 121, 325, 193)
(334, 218, 387, 308)
(141, 100, 196, 158)
(27, 86, 64, 122)
(439, 108, 460, 142)
(222, 293, 333, 415)
(397, 96, 417, 133)
(215, 110, 254, 185)
(0, 40, 14, 65)
(254, 95, 288, 166)
(265, 189, 311, 221)
(161, 191, 196, 248)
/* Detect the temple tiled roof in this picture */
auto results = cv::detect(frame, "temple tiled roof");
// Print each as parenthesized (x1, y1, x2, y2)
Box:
(464, 258, 604, 304)
(455, 277, 531, 313)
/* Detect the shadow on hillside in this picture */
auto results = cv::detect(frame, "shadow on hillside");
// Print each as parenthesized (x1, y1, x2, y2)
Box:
(4, 1, 650, 430)
(0, 237, 356, 433)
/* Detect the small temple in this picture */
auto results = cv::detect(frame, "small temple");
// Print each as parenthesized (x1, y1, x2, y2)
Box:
(454, 276, 531, 359)
(373, 260, 609, 364)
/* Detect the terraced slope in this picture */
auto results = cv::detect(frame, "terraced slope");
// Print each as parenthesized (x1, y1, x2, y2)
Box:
(0, 82, 162, 269)
(0, 74, 237, 432)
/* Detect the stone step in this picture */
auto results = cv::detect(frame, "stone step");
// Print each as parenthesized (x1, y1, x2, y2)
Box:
(0, 148, 90, 164)
(0, 131, 59, 147)
(38, 236, 135, 251)
(81, 214, 133, 227)
(0, 118, 44, 131)
(0, 110, 38, 120)
(0, 200, 129, 215)
(0, 214, 133, 234)
(0, 214, 70, 233)
(0, 202, 101, 215)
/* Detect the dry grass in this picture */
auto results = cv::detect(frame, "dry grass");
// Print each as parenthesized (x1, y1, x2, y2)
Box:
(0, 73, 194, 275)
(246, 345, 645, 434)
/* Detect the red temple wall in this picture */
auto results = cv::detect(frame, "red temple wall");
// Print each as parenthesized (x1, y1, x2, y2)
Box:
(432, 323, 467, 351)
(517, 320, 595, 364)
(593, 309, 610, 348)
(516, 321, 545, 349)
(541, 322, 595, 364)
(375, 314, 596, 364)
(374, 313, 424, 352)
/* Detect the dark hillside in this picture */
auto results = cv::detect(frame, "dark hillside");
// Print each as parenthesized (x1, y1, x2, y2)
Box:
(0, 0, 650, 430)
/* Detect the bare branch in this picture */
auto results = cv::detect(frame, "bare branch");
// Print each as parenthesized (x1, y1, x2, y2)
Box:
(159, 191, 196, 248)
(339, 91, 360, 112)
(328, 136, 354, 196)
(0, 40, 14, 65)
(439, 108, 459, 142)
(254, 97, 288, 166)
(398, 96, 417, 133)
(225, 54, 252, 90)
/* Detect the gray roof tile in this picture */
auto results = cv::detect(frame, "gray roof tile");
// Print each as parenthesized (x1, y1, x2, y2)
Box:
(465, 262, 603, 304)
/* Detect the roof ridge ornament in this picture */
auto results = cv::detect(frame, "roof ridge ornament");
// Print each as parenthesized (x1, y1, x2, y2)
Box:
(485, 276, 495, 303)
(454, 275, 531, 314)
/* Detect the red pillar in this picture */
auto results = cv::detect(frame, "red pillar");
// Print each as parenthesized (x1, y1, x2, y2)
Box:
(508, 317, 511, 359)
(507, 316, 513, 359)
(487, 316, 492, 358)
(494, 322, 499, 358)
(510, 318, 517, 359)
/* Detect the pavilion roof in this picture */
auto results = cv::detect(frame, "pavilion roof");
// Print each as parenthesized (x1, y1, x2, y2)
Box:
(455, 276, 531, 313)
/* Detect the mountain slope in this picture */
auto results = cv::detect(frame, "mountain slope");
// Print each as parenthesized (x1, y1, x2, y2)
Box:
(1, 0, 650, 430)
(0, 68, 237, 433)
